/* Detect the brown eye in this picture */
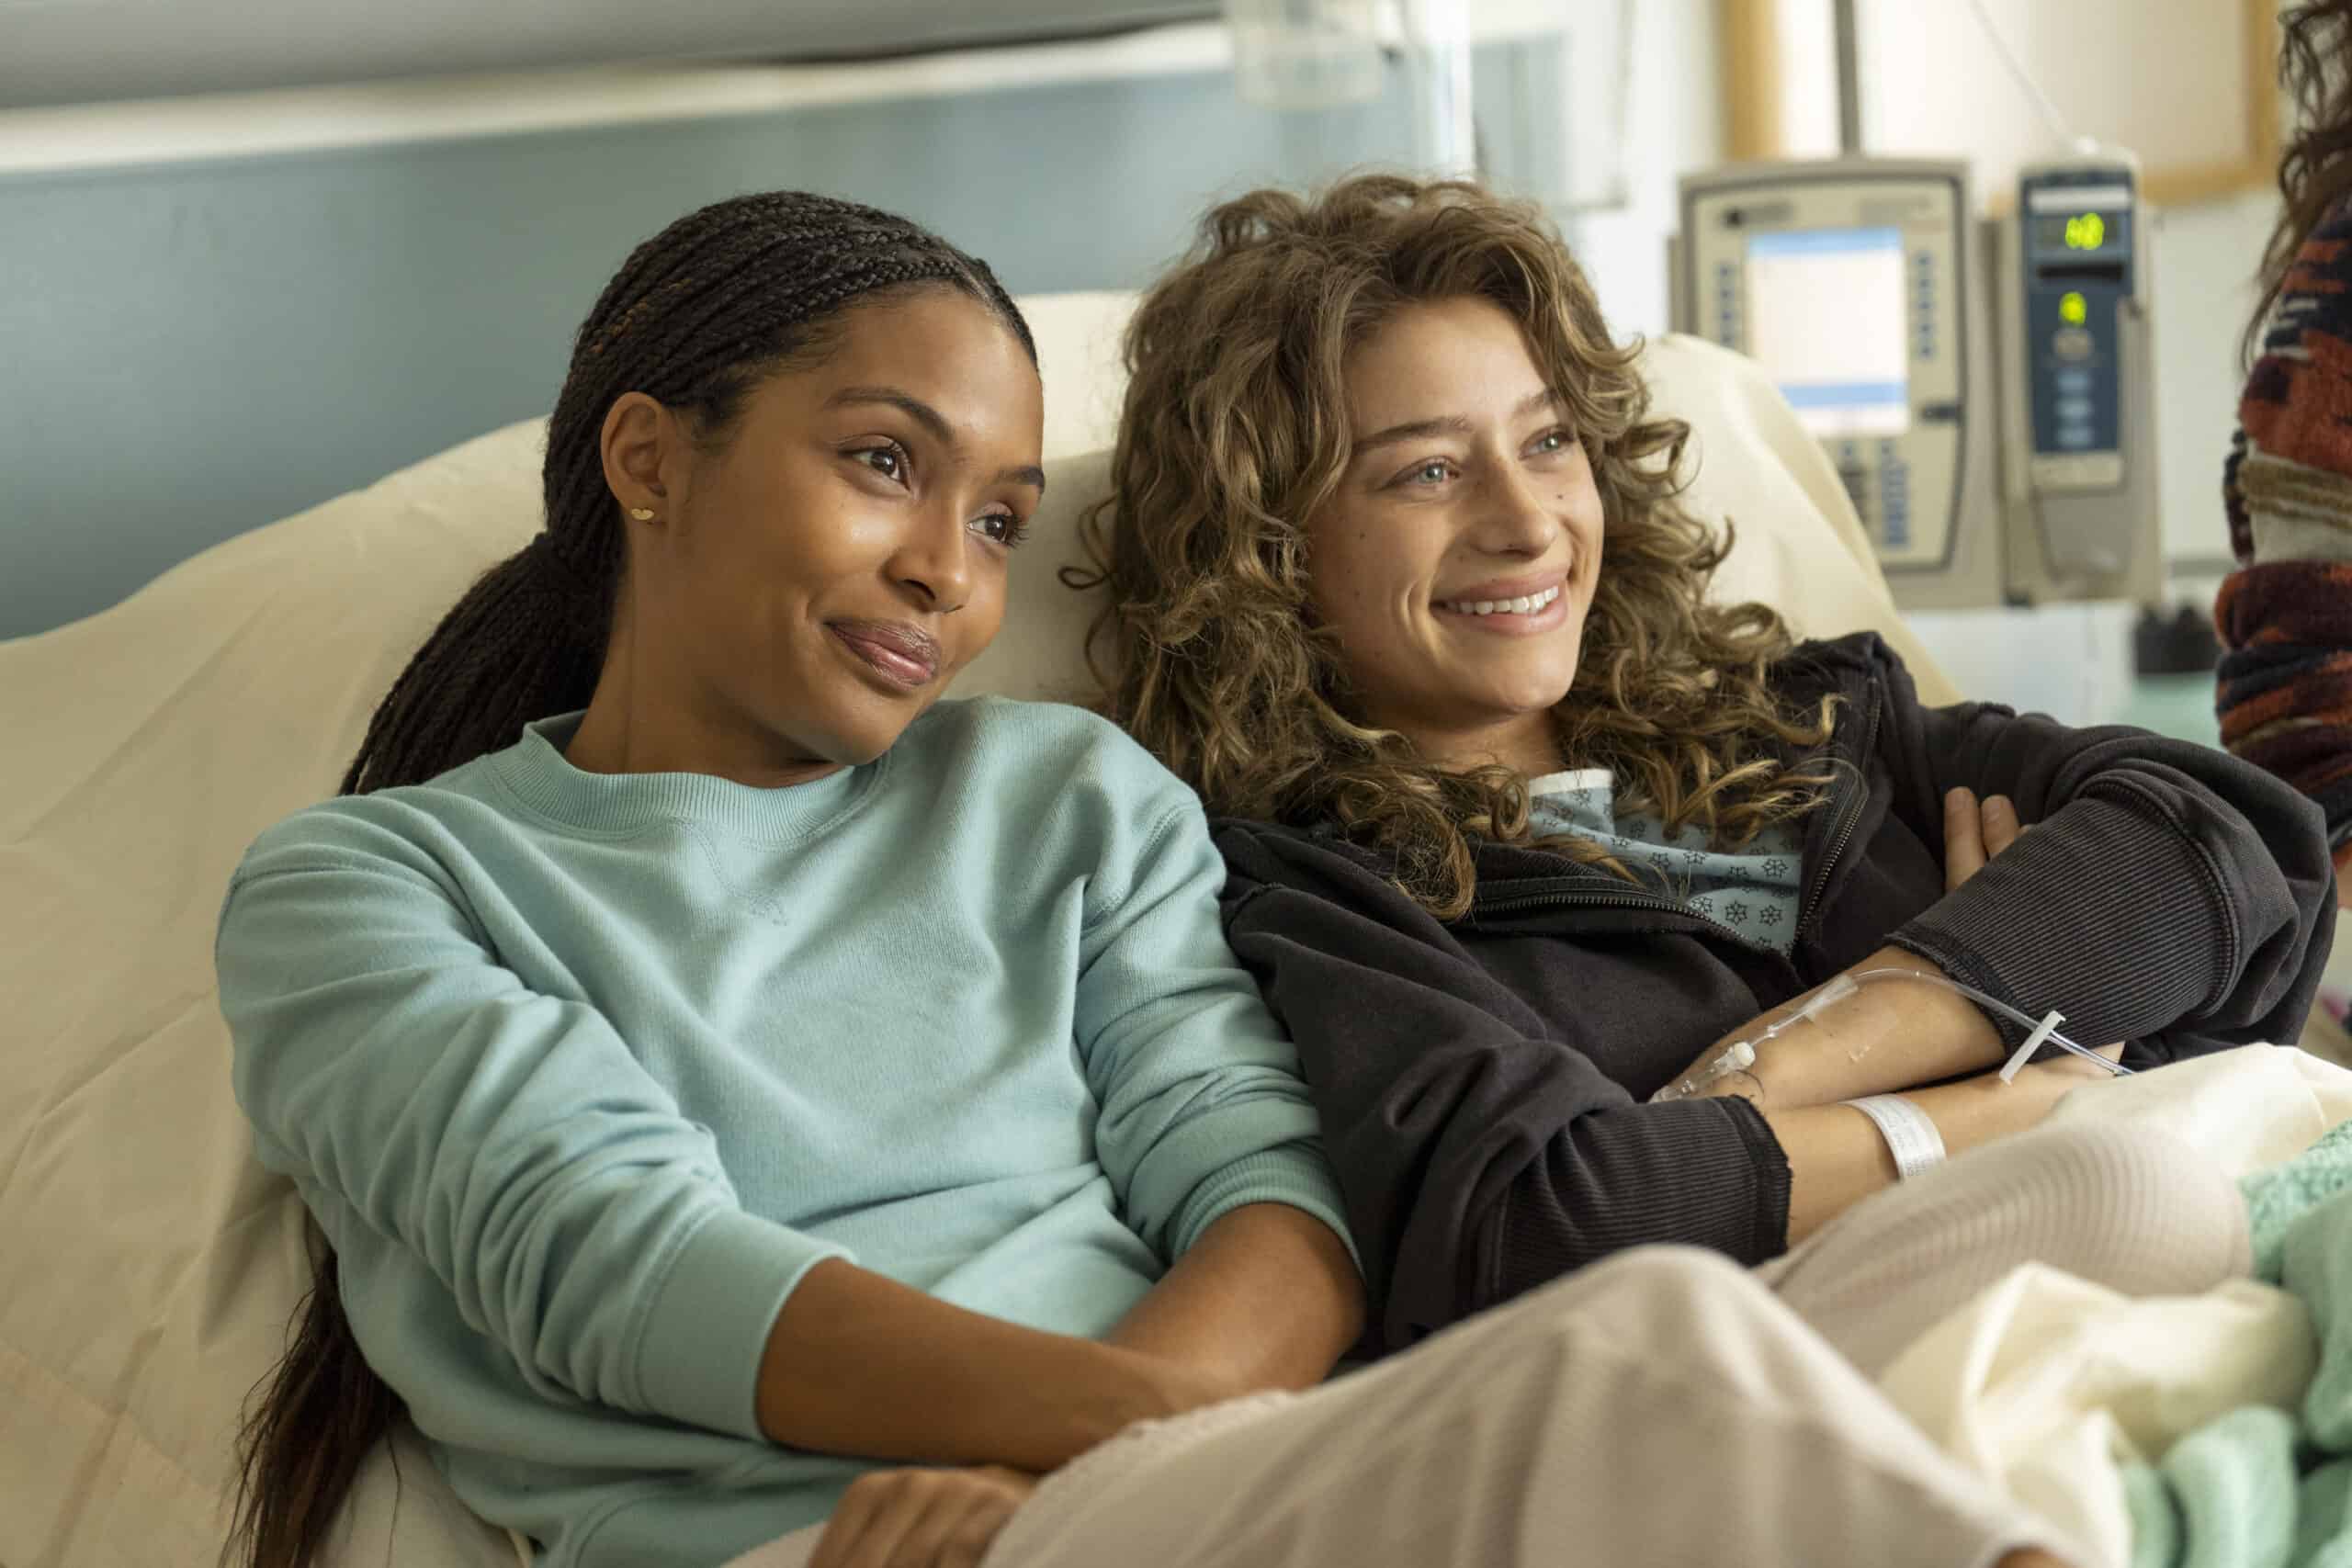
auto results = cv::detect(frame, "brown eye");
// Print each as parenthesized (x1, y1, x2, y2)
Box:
(970, 512, 1028, 547)
(855, 444, 910, 483)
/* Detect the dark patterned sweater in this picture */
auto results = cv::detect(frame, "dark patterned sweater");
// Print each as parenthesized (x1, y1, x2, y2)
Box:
(2218, 199, 2352, 864)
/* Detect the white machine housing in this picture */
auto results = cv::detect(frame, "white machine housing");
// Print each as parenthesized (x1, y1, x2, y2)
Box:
(1995, 152, 2161, 605)
(1669, 155, 2159, 611)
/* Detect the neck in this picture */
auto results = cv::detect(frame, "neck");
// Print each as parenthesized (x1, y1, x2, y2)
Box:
(565, 615, 844, 789)
(1397, 709, 1564, 779)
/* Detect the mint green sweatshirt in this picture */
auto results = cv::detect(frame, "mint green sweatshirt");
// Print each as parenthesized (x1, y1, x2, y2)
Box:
(218, 698, 1353, 1568)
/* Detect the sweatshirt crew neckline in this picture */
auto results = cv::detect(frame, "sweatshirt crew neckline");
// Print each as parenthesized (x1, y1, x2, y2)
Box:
(491, 712, 885, 842)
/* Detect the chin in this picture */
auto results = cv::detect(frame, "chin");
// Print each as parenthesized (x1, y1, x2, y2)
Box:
(1493, 693, 1575, 723)
(820, 725, 904, 768)
(821, 692, 943, 765)
(1485, 670, 1580, 716)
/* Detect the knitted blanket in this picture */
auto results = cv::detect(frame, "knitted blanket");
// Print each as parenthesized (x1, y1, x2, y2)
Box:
(2123, 1120, 2352, 1567)
(2217, 202, 2352, 863)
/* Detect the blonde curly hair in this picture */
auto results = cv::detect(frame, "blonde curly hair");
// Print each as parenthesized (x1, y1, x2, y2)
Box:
(1077, 174, 1838, 919)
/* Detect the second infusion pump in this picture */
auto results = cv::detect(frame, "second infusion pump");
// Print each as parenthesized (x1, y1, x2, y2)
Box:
(1671, 157, 2159, 611)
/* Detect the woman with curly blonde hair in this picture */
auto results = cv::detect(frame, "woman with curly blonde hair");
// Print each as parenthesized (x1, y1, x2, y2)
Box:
(1084, 174, 2335, 1359)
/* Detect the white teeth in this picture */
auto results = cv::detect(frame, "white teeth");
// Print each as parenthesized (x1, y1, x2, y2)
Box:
(1442, 584, 1560, 616)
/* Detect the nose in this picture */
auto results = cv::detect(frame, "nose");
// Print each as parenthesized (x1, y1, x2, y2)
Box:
(1469, 459, 1557, 559)
(888, 501, 974, 615)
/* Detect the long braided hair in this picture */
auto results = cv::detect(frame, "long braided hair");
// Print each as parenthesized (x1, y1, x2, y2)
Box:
(228, 191, 1034, 1568)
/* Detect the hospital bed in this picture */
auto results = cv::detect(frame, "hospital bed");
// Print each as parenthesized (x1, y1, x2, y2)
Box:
(0, 291, 2317, 1567)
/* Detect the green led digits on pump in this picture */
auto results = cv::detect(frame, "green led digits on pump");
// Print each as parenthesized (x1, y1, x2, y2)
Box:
(2064, 212, 2107, 251)
(2060, 290, 2088, 326)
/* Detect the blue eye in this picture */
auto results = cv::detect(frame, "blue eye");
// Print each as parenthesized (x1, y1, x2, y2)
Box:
(1532, 429, 1572, 455)
(1407, 460, 1451, 486)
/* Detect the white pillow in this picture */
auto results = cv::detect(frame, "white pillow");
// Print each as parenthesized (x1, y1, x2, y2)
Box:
(1643, 333, 1957, 705)
(0, 300, 1947, 1568)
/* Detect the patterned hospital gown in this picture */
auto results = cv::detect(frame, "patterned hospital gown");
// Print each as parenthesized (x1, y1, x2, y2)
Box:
(1526, 768, 1804, 953)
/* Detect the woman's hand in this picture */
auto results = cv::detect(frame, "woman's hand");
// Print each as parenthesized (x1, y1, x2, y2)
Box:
(808, 1465, 1038, 1568)
(1665, 780, 2031, 1104)
(1942, 786, 2024, 892)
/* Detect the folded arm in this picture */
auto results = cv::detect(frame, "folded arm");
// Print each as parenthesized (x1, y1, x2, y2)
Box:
(1669, 788, 2038, 1108)
(221, 807, 1344, 1482)
(1673, 641, 2335, 1110)
(1216, 827, 1933, 1348)
(1710, 788, 2118, 1243)
(1874, 641, 2334, 1066)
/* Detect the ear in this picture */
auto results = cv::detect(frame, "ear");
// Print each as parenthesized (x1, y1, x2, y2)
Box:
(599, 393, 683, 529)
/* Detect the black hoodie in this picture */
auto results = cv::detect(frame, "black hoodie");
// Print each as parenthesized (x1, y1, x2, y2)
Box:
(1212, 633, 2336, 1356)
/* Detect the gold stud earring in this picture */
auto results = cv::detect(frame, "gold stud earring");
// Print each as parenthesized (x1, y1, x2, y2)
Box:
(628, 507, 655, 521)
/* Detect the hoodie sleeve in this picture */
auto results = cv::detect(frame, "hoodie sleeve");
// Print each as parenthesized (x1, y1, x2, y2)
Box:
(1215, 825, 1790, 1355)
(1841, 636, 2338, 1066)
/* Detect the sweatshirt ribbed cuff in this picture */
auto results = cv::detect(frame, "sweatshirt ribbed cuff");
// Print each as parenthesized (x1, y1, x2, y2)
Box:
(1169, 1144, 1363, 1275)
(1889, 791, 2228, 1054)
(632, 1207, 851, 1440)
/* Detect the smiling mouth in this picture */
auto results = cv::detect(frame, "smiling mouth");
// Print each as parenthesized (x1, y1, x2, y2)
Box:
(829, 620, 942, 690)
(1435, 584, 1563, 617)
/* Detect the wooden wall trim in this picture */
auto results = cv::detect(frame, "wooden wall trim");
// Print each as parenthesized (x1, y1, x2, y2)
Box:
(1720, 0, 1782, 163)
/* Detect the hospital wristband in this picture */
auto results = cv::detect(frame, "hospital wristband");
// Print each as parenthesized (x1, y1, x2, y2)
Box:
(1842, 1094, 1946, 1181)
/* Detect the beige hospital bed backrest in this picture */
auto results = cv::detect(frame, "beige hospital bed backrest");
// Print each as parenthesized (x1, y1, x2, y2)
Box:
(0, 290, 1951, 1568)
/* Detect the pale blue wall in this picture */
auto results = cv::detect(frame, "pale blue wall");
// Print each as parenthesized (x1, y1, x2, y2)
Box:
(0, 48, 1558, 638)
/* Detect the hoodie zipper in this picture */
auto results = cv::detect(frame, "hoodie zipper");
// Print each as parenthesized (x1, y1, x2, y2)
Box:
(1793, 690, 1882, 939)
(1471, 883, 1749, 942)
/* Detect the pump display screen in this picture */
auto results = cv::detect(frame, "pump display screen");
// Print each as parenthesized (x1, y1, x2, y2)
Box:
(1744, 227, 1911, 437)
(2032, 211, 2122, 253)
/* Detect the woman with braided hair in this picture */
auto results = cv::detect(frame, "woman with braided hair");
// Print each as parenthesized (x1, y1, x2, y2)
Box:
(219, 191, 2083, 1568)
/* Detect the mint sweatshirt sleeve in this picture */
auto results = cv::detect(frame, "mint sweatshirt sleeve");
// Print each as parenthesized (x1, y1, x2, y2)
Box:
(1074, 793, 1358, 1269)
(217, 812, 846, 1441)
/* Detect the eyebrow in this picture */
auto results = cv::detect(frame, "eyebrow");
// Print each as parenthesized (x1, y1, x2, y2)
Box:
(826, 384, 1045, 494)
(1350, 387, 1566, 457)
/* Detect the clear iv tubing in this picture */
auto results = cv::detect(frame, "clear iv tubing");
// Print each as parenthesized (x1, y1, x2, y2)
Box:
(1649, 966, 2132, 1103)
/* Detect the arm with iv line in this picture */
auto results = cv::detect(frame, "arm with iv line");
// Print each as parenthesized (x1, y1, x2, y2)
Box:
(1211, 813, 2112, 1342)
(1662, 636, 2335, 1113)
(1663, 788, 2126, 1243)
(1659, 790, 2126, 1111)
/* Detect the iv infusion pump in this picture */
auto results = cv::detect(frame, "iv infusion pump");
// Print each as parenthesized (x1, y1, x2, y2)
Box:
(1669, 155, 2159, 611)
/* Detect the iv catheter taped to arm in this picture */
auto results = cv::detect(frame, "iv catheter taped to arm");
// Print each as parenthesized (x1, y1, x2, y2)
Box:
(1649, 966, 2131, 1103)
